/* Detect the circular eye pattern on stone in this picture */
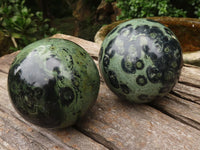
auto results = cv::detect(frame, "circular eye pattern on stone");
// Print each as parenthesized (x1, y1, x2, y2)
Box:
(99, 18, 183, 103)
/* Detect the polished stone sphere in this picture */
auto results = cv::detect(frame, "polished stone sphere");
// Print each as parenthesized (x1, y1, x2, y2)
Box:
(99, 19, 183, 103)
(8, 38, 100, 128)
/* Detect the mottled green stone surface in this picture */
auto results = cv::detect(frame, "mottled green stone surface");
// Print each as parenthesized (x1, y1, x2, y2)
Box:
(8, 38, 100, 128)
(99, 19, 183, 103)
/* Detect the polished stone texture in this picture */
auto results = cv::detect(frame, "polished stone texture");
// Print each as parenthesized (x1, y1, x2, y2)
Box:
(8, 38, 100, 128)
(99, 19, 183, 103)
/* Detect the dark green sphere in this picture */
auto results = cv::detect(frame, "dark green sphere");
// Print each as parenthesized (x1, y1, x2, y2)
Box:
(8, 38, 100, 128)
(99, 19, 183, 103)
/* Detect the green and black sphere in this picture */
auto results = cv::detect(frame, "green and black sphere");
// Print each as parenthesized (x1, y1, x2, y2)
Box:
(8, 38, 100, 128)
(99, 19, 183, 103)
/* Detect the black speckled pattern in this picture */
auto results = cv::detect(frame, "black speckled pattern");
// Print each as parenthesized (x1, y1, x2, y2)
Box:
(8, 38, 100, 128)
(99, 19, 183, 103)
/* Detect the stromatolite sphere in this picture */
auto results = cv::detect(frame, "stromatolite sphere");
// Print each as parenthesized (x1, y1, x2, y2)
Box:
(99, 19, 183, 103)
(8, 38, 100, 128)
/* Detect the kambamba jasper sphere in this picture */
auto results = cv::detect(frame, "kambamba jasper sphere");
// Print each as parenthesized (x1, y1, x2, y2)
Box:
(8, 38, 100, 128)
(99, 19, 183, 103)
